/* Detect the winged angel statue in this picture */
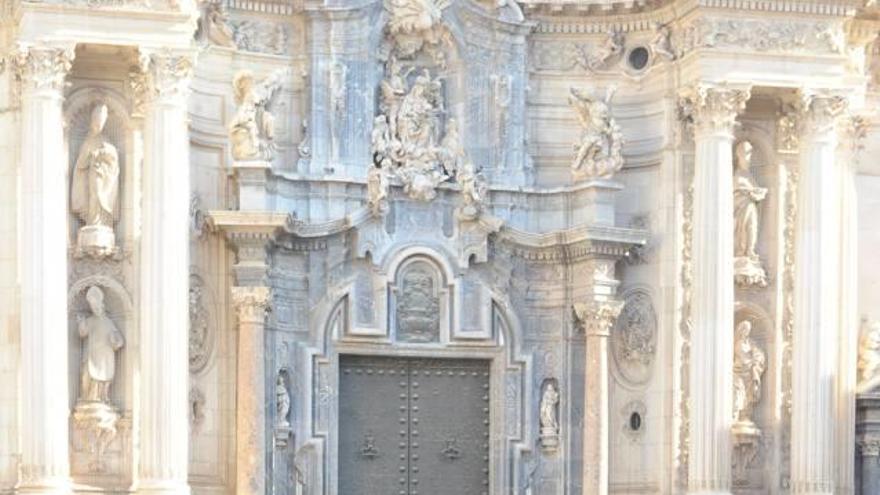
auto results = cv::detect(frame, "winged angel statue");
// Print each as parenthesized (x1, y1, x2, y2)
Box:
(568, 85, 624, 180)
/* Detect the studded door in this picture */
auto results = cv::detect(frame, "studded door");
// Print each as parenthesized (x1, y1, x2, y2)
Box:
(339, 355, 491, 495)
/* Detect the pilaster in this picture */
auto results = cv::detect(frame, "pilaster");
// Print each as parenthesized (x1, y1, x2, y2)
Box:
(679, 83, 750, 495)
(137, 49, 194, 495)
(13, 43, 75, 495)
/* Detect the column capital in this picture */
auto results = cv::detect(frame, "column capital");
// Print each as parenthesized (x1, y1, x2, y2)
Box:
(679, 84, 751, 137)
(12, 43, 76, 95)
(573, 299, 624, 337)
(797, 90, 848, 135)
(136, 49, 195, 105)
(231, 286, 271, 324)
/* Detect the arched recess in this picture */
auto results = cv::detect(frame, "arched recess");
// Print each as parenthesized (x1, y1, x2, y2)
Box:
(66, 274, 136, 479)
(294, 248, 533, 494)
(64, 87, 135, 254)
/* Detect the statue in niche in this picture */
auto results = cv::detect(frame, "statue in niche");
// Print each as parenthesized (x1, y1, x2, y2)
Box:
(198, 0, 235, 48)
(229, 69, 283, 162)
(539, 379, 560, 452)
(367, 162, 390, 216)
(329, 61, 347, 166)
(858, 319, 880, 387)
(733, 140, 769, 287)
(275, 372, 292, 448)
(73, 285, 124, 472)
(77, 286, 125, 404)
(71, 102, 120, 258)
(569, 86, 624, 181)
(732, 320, 765, 433)
(396, 264, 440, 343)
(650, 23, 675, 61)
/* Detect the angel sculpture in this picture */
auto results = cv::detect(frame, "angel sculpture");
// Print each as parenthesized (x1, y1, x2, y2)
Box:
(569, 85, 624, 180)
(650, 23, 675, 61)
(384, 0, 450, 35)
(589, 29, 625, 70)
(229, 69, 284, 161)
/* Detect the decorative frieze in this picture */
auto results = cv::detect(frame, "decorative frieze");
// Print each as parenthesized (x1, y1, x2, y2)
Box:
(230, 19, 291, 56)
(675, 19, 846, 58)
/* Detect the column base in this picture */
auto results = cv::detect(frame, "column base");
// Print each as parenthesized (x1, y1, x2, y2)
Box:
(16, 478, 72, 495)
(135, 480, 191, 495)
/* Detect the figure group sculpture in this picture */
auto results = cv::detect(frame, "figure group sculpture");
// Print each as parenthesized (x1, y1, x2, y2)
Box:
(229, 69, 283, 162)
(569, 86, 624, 181)
(71, 102, 120, 257)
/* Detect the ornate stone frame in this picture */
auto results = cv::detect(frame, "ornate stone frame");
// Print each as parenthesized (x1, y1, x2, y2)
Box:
(296, 247, 532, 494)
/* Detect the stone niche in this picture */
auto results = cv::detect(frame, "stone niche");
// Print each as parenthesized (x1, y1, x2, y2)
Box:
(67, 276, 135, 483)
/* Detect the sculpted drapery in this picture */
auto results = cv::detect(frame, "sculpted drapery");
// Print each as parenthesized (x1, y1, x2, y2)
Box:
(71, 103, 119, 230)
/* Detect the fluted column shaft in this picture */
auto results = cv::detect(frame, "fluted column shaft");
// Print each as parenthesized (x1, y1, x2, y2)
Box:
(138, 52, 194, 495)
(683, 85, 749, 495)
(574, 298, 623, 495)
(232, 286, 270, 495)
(14, 44, 75, 495)
(790, 94, 846, 495)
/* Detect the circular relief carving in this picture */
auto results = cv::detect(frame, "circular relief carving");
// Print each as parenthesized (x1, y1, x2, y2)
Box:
(611, 289, 657, 387)
(627, 46, 650, 71)
(189, 273, 214, 374)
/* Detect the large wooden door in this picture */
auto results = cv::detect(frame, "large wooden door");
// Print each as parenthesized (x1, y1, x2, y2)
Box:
(339, 355, 491, 495)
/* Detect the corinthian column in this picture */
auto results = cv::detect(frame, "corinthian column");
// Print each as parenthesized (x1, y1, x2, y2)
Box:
(790, 92, 847, 495)
(680, 84, 749, 495)
(573, 298, 623, 495)
(231, 286, 271, 495)
(138, 51, 194, 495)
(13, 43, 75, 495)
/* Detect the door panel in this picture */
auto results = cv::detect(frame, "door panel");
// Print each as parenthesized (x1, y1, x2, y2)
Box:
(338, 355, 491, 495)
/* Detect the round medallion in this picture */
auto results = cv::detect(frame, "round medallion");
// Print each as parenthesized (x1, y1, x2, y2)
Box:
(611, 289, 657, 387)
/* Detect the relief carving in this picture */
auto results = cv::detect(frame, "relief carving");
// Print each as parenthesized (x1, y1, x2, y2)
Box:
(189, 273, 213, 374)
(650, 23, 675, 62)
(71, 102, 120, 258)
(612, 290, 657, 387)
(231, 20, 290, 56)
(569, 85, 624, 181)
(675, 19, 846, 58)
(189, 386, 206, 434)
(733, 141, 769, 287)
(229, 69, 284, 162)
(395, 262, 441, 343)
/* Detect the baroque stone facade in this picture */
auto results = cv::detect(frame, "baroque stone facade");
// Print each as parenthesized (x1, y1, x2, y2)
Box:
(1, 0, 880, 494)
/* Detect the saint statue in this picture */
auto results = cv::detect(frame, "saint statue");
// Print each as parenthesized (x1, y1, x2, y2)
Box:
(77, 286, 125, 404)
(276, 374, 291, 429)
(569, 85, 624, 180)
(71, 102, 120, 256)
(199, 0, 235, 48)
(539, 380, 560, 451)
(733, 320, 765, 430)
(733, 140, 769, 287)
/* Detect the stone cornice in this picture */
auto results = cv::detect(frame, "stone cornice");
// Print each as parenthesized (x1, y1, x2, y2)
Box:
(524, 0, 859, 21)
(498, 224, 648, 262)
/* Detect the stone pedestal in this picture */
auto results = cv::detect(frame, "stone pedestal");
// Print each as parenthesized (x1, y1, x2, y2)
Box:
(681, 84, 749, 495)
(14, 44, 75, 495)
(76, 225, 117, 258)
(577, 180, 624, 226)
(233, 160, 273, 211)
(790, 93, 846, 495)
(137, 51, 194, 495)
(71, 401, 121, 474)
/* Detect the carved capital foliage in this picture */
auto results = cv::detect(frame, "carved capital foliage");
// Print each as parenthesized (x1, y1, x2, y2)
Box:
(857, 439, 880, 457)
(679, 85, 750, 136)
(231, 286, 271, 323)
(12, 44, 75, 94)
(573, 299, 624, 337)
(138, 50, 194, 103)
(797, 91, 847, 135)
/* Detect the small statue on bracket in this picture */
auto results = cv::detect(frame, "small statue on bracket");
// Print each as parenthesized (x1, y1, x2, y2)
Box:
(539, 378, 560, 453)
